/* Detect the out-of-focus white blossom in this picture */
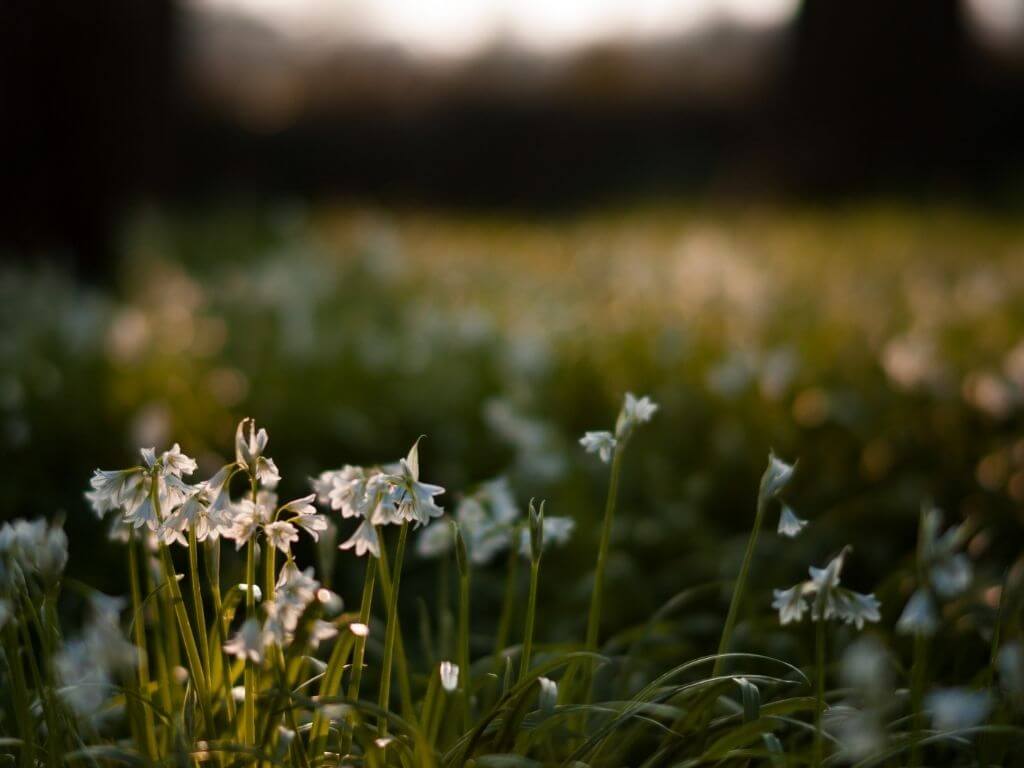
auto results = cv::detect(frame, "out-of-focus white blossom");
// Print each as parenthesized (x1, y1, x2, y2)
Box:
(896, 589, 938, 637)
(615, 393, 658, 439)
(225, 618, 264, 663)
(0, 518, 68, 584)
(925, 688, 992, 731)
(55, 594, 136, 718)
(439, 660, 459, 692)
(580, 431, 616, 464)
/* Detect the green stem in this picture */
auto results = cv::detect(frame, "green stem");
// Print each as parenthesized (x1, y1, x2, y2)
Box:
(712, 484, 769, 679)
(3, 623, 36, 768)
(909, 633, 929, 767)
(814, 619, 826, 768)
(244, 536, 258, 747)
(519, 559, 540, 682)
(377, 521, 409, 738)
(376, 533, 415, 721)
(265, 544, 277, 603)
(457, 555, 472, 730)
(206, 538, 237, 724)
(127, 534, 158, 760)
(585, 446, 624, 653)
(159, 542, 214, 733)
(188, 528, 213, 712)
(342, 556, 377, 756)
(493, 547, 520, 662)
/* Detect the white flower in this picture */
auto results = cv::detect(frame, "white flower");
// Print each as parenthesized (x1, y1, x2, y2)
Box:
(777, 504, 808, 538)
(771, 585, 809, 625)
(225, 618, 264, 663)
(349, 622, 369, 638)
(160, 443, 198, 477)
(896, 589, 938, 636)
(264, 521, 299, 553)
(926, 688, 991, 730)
(339, 520, 380, 558)
(580, 431, 616, 463)
(293, 513, 329, 541)
(615, 392, 658, 438)
(439, 661, 459, 692)
(772, 548, 881, 629)
(919, 507, 972, 599)
(388, 441, 445, 527)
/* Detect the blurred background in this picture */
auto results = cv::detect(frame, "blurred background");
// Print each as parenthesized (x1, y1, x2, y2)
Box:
(3, 0, 1024, 653)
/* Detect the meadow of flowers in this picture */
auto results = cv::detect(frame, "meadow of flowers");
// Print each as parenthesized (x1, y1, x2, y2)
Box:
(2, 204, 1024, 765)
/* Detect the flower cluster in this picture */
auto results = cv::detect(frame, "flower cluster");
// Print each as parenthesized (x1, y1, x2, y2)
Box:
(772, 547, 882, 629)
(0, 517, 68, 589)
(224, 562, 338, 663)
(416, 476, 574, 565)
(86, 419, 328, 558)
(896, 507, 973, 637)
(312, 439, 445, 558)
(579, 392, 658, 464)
(54, 594, 137, 718)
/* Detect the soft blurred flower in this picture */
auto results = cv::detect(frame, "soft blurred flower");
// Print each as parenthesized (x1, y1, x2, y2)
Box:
(580, 431, 616, 463)
(615, 392, 658, 440)
(440, 661, 459, 692)
(225, 618, 265, 663)
(896, 589, 938, 637)
(926, 688, 991, 731)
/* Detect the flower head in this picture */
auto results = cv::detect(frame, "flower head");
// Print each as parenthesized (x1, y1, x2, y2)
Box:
(388, 440, 445, 527)
(580, 431, 616, 464)
(615, 392, 658, 439)
(772, 547, 881, 629)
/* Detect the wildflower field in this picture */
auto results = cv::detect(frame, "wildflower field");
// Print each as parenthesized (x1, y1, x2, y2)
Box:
(2, 204, 1024, 766)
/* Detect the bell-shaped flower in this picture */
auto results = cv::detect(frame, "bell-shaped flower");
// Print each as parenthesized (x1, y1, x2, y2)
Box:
(580, 431, 616, 464)
(777, 504, 808, 538)
(339, 519, 381, 558)
(388, 440, 445, 528)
